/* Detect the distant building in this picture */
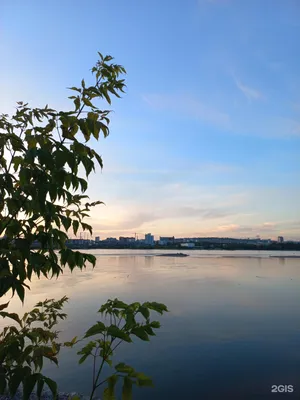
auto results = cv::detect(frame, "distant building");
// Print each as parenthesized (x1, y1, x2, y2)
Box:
(95, 236, 100, 242)
(159, 236, 175, 245)
(145, 233, 154, 246)
(119, 236, 135, 244)
(181, 243, 195, 248)
(278, 236, 284, 243)
(259, 239, 273, 245)
(174, 238, 184, 243)
(107, 237, 118, 243)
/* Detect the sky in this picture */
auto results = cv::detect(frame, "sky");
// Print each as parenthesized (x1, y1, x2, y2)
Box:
(1, 0, 300, 240)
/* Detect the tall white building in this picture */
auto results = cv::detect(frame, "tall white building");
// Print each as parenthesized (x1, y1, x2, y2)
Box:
(145, 233, 154, 245)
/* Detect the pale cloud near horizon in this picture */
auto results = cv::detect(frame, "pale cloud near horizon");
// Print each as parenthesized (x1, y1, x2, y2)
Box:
(90, 219, 295, 240)
(199, 222, 284, 238)
(86, 182, 300, 240)
(88, 185, 249, 234)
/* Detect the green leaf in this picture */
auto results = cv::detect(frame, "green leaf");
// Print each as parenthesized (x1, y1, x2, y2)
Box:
(102, 89, 111, 105)
(139, 306, 150, 320)
(81, 156, 94, 176)
(0, 302, 9, 311)
(16, 283, 25, 303)
(36, 377, 44, 400)
(82, 97, 94, 108)
(150, 321, 161, 329)
(144, 325, 155, 336)
(93, 152, 103, 169)
(64, 342, 74, 348)
(131, 327, 149, 341)
(0, 373, 6, 394)
(122, 376, 132, 400)
(78, 353, 89, 364)
(81, 222, 92, 236)
(113, 300, 128, 309)
(78, 119, 91, 141)
(103, 387, 116, 400)
(23, 373, 39, 400)
(61, 216, 72, 231)
(27, 136, 37, 149)
(83, 253, 96, 267)
(78, 178, 88, 192)
(44, 377, 57, 398)
(71, 336, 78, 344)
(8, 368, 23, 397)
(87, 111, 98, 121)
(115, 363, 134, 374)
(107, 325, 132, 343)
(144, 302, 168, 315)
(103, 375, 118, 400)
(84, 322, 106, 338)
(98, 121, 109, 138)
(72, 220, 79, 235)
(135, 373, 153, 387)
(0, 311, 21, 325)
(74, 97, 80, 111)
(68, 87, 81, 93)
(12, 156, 23, 172)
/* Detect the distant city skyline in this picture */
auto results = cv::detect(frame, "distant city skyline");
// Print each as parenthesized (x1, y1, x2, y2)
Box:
(69, 232, 299, 243)
(1, 0, 299, 240)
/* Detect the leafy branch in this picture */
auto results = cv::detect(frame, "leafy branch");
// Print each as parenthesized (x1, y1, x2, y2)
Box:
(0, 52, 126, 301)
(64, 298, 168, 400)
(0, 297, 68, 399)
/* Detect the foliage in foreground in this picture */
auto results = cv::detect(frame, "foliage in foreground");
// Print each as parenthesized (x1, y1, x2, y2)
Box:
(0, 297, 68, 398)
(67, 298, 168, 400)
(0, 298, 168, 400)
(0, 52, 126, 301)
(0, 52, 168, 399)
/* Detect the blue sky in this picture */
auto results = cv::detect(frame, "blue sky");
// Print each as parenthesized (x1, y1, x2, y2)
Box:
(1, 0, 300, 240)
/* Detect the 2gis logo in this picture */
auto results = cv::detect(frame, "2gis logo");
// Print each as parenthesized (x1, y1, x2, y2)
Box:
(271, 385, 294, 393)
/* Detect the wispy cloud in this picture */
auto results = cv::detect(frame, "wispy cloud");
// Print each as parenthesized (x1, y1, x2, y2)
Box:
(92, 206, 234, 233)
(233, 76, 263, 102)
(143, 93, 230, 128)
(172, 206, 234, 220)
(92, 212, 159, 232)
(207, 222, 278, 237)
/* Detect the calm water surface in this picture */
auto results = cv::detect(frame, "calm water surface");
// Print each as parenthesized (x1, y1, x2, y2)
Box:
(3, 250, 300, 399)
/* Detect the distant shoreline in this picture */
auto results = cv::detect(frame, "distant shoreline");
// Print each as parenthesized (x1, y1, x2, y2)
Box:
(62, 246, 300, 252)
(269, 255, 300, 258)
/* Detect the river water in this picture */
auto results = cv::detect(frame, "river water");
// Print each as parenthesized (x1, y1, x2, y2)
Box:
(2, 250, 300, 399)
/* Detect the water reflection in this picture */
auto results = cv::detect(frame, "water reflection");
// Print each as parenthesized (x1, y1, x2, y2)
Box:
(279, 257, 286, 266)
(1, 250, 300, 399)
